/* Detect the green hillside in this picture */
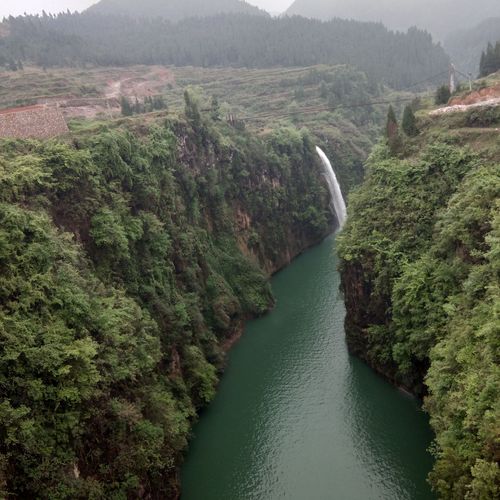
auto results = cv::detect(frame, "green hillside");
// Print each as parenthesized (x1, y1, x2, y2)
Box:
(338, 77, 500, 498)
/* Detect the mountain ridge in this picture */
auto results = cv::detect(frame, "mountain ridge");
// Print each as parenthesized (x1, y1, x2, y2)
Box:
(286, 0, 500, 39)
(86, 0, 267, 21)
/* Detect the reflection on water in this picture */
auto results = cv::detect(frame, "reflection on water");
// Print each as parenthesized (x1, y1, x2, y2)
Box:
(182, 236, 435, 500)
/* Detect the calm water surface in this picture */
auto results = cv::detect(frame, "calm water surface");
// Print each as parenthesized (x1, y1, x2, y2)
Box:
(182, 236, 434, 500)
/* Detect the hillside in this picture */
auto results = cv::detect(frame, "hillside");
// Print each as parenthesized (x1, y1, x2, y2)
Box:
(86, 0, 267, 21)
(0, 13, 449, 90)
(338, 77, 500, 497)
(286, 0, 500, 39)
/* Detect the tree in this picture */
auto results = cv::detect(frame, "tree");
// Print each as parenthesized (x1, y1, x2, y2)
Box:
(120, 96, 132, 116)
(210, 95, 220, 121)
(386, 105, 401, 153)
(320, 80, 328, 98)
(479, 41, 500, 77)
(153, 95, 166, 110)
(402, 105, 418, 136)
(386, 105, 398, 139)
(435, 85, 451, 105)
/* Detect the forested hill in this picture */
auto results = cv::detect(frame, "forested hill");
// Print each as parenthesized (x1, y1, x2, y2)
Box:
(86, 0, 267, 21)
(286, 0, 500, 39)
(338, 82, 500, 497)
(0, 13, 449, 89)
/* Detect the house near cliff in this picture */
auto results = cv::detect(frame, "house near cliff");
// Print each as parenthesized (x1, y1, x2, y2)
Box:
(0, 104, 69, 139)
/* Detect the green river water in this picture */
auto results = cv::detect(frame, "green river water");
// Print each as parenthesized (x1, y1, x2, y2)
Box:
(182, 236, 435, 500)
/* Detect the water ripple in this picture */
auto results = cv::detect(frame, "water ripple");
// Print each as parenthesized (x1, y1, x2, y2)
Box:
(182, 237, 434, 500)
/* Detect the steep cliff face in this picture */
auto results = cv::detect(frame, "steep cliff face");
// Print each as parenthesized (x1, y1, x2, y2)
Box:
(0, 110, 334, 498)
(338, 103, 500, 498)
(340, 260, 400, 379)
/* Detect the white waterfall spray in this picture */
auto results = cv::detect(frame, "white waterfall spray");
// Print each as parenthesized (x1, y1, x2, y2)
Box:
(316, 146, 347, 230)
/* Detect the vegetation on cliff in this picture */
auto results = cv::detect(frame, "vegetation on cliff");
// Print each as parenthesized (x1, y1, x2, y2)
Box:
(338, 96, 500, 497)
(0, 97, 332, 498)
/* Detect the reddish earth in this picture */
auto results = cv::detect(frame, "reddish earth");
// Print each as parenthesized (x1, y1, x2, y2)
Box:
(105, 67, 175, 99)
(431, 83, 500, 116)
(13, 66, 176, 120)
(449, 84, 500, 106)
(0, 104, 46, 115)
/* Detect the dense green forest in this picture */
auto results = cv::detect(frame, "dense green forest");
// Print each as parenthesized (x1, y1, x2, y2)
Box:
(480, 41, 500, 77)
(286, 0, 500, 39)
(0, 96, 334, 498)
(86, 0, 267, 21)
(0, 12, 449, 89)
(339, 105, 500, 497)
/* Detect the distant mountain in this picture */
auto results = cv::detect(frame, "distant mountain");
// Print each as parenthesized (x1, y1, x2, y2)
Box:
(286, 0, 500, 39)
(87, 0, 267, 21)
(445, 18, 500, 75)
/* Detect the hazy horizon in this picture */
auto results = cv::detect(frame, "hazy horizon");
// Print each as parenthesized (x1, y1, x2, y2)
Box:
(0, 0, 294, 19)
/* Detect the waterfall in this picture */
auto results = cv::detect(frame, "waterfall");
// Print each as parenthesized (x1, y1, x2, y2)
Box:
(316, 146, 347, 230)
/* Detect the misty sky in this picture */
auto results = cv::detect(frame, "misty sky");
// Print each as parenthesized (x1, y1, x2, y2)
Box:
(0, 0, 294, 19)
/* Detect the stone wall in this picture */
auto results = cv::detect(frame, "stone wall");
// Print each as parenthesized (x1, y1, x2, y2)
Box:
(0, 105, 69, 139)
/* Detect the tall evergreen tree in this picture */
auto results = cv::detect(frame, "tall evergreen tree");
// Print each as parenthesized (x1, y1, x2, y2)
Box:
(210, 95, 221, 121)
(402, 105, 418, 136)
(479, 41, 500, 77)
(386, 105, 398, 139)
(386, 105, 401, 153)
(120, 96, 132, 116)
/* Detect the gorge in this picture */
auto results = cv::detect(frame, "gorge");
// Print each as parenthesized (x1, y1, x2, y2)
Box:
(0, 6, 498, 493)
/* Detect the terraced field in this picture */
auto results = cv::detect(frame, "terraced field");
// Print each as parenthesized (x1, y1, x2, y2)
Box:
(0, 64, 417, 188)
